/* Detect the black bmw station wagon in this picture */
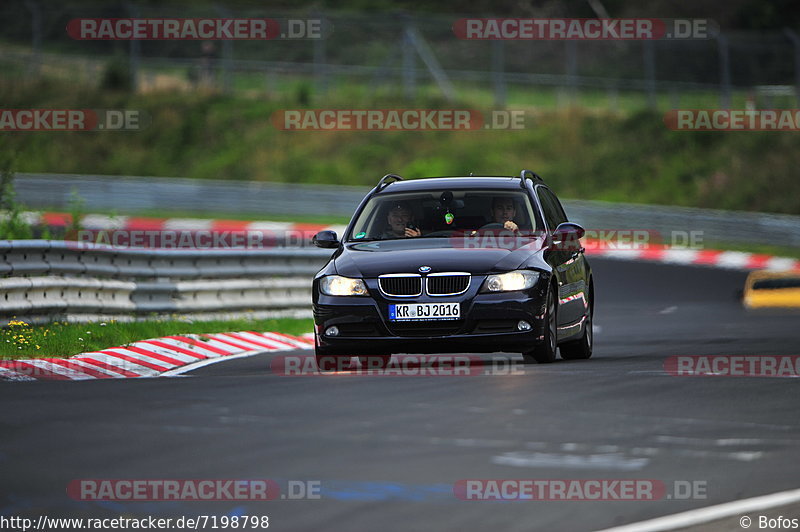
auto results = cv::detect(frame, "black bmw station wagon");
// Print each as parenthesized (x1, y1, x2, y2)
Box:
(311, 170, 593, 370)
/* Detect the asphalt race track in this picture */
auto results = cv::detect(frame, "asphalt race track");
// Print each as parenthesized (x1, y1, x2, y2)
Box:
(1, 258, 799, 531)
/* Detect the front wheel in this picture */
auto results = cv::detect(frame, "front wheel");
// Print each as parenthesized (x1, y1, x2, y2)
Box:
(560, 292, 593, 360)
(522, 287, 557, 364)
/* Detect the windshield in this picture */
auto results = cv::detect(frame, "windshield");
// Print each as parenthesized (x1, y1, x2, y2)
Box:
(347, 189, 542, 241)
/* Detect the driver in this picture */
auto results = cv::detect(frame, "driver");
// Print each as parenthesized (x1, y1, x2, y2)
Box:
(382, 202, 422, 238)
(491, 196, 519, 233)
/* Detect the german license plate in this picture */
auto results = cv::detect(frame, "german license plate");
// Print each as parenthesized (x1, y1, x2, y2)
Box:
(388, 303, 460, 321)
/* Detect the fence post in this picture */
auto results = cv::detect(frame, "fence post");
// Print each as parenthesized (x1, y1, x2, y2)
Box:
(643, 40, 657, 109)
(670, 87, 680, 110)
(125, 3, 140, 92)
(606, 82, 619, 113)
(23, 0, 42, 77)
(313, 11, 328, 96)
(492, 40, 506, 108)
(405, 23, 455, 101)
(784, 28, 800, 108)
(402, 16, 416, 100)
(565, 40, 578, 105)
(214, 4, 233, 94)
(717, 33, 732, 109)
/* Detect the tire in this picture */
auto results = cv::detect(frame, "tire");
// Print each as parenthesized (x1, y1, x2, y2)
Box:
(523, 286, 557, 364)
(560, 288, 593, 360)
(358, 354, 392, 370)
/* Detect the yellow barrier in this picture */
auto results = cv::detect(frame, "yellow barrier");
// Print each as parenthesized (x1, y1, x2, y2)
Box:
(743, 271, 800, 309)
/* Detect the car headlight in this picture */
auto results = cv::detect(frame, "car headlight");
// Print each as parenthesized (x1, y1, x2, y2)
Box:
(481, 270, 539, 293)
(320, 275, 368, 296)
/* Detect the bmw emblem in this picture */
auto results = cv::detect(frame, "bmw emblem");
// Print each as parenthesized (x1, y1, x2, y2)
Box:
(419, 266, 432, 273)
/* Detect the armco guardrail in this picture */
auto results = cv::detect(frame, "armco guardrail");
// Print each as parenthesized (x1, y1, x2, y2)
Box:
(0, 241, 333, 321)
(0, 277, 136, 316)
(0, 240, 330, 279)
(15, 173, 369, 218)
(15, 173, 800, 248)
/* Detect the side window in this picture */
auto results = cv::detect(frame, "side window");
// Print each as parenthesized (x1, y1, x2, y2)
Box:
(548, 189, 568, 225)
(536, 187, 567, 230)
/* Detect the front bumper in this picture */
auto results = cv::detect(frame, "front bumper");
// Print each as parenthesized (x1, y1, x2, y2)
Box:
(313, 280, 548, 356)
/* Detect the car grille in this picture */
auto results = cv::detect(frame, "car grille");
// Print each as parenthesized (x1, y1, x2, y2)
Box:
(427, 274, 471, 296)
(378, 275, 422, 297)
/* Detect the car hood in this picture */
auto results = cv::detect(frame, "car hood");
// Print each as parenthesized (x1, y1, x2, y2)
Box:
(334, 237, 547, 278)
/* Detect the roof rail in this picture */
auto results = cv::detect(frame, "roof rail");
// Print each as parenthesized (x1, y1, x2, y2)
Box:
(376, 173, 404, 191)
(519, 169, 543, 188)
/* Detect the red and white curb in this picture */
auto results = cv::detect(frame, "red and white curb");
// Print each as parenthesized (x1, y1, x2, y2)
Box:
(27, 211, 345, 237)
(583, 241, 800, 272)
(0, 331, 314, 382)
(26, 211, 800, 271)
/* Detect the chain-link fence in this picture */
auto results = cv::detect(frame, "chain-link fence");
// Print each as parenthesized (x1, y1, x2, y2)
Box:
(2, 3, 800, 109)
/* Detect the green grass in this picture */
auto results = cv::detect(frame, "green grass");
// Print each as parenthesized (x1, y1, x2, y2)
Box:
(2, 77, 800, 215)
(0, 317, 313, 360)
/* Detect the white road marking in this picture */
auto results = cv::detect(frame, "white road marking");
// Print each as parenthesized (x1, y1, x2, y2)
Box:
(654, 435, 766, 446)
(490, 451, 650, 471)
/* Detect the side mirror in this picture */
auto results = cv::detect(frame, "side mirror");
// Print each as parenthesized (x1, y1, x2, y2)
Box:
(551, 222, 585, 249)
(312, 230, 339, 249)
